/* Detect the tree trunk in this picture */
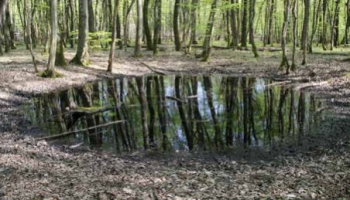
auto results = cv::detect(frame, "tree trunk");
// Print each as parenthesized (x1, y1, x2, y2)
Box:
(173, 0, 181, 51)
(330, 0, 340, 50)
(45, 0, 58, 77)
(71, 0, 89, 65)
(88, 0, 95, 32)
(280, 0, 290, 74)
(134, 0, 142, 57)
(199, 0, 218, 61)
(153, 0, 161, 55)
(343, 0, 350, 44)
(143, 0, 153, 50)
(291, 0, 297, 70)
(249, 0, 258, 57)
(108, 0, 119, 72)
(321, 0, 327, 50)
(308, 0, 321, 53)
(301, 0, 310, 65)
(231, 0, 238, 50)
(24, 0, 38, 72)
(190, 0, 198, 44)
(68, 0, 75, 48)
(5, 2, 15, 50)
(241, 0, 248, 48)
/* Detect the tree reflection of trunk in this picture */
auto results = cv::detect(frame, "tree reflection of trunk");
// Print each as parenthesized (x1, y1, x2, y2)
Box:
(309, 95, 316, 133)
(93, 84, 101, 139)
(146, 77, 156, 147)
(61, 89, 78, 130)
(203, 75, 222, 148)
(136, 77, 149, 149)
(288, 89, 295, 135)
(242, 77, 250, 146)
(248, 78, 257, 144)
(298, 92, 306, 137)
(225, 77, 238, 146)
(77, 85, 102, 147)
(155, 76, 167, 151)
(186, 77, 194, 146)
(108, 80, 129, 152)
(191, 76, 206, 149)
(278, 87, 288, 139)
(175, 75, 193, 150)
(49, 93, 67, 133)
(264, 82, 274, 145)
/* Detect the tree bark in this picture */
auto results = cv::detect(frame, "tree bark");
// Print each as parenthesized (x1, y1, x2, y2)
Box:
(301, 0, 310, 65)
(249, 0, 258, 57)
(108, 0, 119, 72)
(143, 0, 153, 50)
(199, 0, 218, 61)
(153, 0, 161, 55)
(173, 0, 181, 51)
(280, 0, 290, 74)
(88, 0, 95, 32)
(71, 0, 89, 65)
(134, 0, 142, 57)
(241, 0, 248, 48)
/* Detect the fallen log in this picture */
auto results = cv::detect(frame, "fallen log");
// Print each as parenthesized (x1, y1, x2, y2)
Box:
(37, 119, 125, 141)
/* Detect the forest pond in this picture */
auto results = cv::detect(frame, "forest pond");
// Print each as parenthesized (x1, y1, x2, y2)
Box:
(24, 75, 323, 153)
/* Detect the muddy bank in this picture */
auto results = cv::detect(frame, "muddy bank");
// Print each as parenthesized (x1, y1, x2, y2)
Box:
(1, 48, 350, 199)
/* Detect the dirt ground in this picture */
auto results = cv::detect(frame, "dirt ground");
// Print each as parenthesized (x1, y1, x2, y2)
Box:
(1, 47, 350, 199)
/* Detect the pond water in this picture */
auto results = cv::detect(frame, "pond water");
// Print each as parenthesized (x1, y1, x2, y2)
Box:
(24, 75, 323, 153)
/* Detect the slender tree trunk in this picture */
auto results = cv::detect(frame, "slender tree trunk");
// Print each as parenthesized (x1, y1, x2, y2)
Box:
(190, 0, 198, 44)
(241, 0, 248, 48)
(301, 0, 310, 65)
(199, 0, 218, 61)
(322, 0, 327, 50)
(143, 0, 153, 50)
(173, 0, 181, 51)
(108, 0, 119, 72)
(249, 0, 258, 57)
(24, 0, 38, 72)
(71, 0, 89, 65)
(153, 0, 161, 55)
(88, 0, 95, 32)
(267, 0, 275, 45)
(45, 0, 58, 78)
(280, 0, 290, 74)
(291, 0, 297, 71)
(134, 0, 142, 57)
(68, 0, 75, 48)
(309, 0, 321, 53)
(231, 0, 238, 50)
(330, 0, 340, 50)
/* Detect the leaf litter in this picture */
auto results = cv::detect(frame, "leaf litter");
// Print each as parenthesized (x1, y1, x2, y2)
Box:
(1, 49, 350, 199)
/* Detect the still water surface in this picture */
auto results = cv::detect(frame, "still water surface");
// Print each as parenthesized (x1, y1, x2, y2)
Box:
(24, 75, 323, 153)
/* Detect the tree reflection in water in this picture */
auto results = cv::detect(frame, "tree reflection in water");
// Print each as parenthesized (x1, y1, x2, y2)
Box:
(25, 75, 323, 153)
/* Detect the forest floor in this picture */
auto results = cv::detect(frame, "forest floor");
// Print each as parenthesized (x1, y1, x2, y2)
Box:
(1, 46, 350, 199)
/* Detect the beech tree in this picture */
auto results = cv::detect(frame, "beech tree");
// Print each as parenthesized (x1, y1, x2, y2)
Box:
(71, 0, 89, 65)
(43, 0, 59, 78)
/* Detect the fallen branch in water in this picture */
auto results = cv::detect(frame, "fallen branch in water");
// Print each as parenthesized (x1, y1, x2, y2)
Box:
(36, 120, 125, 141)
(294, 81, 328, 90)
